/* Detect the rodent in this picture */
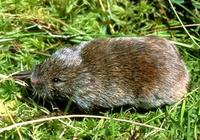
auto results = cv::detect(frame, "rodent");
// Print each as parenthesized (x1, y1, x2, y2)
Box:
(30, 36, 189, 112)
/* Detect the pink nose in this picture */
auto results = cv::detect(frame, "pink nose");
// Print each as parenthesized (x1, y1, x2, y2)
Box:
(31, 79, 41, 86)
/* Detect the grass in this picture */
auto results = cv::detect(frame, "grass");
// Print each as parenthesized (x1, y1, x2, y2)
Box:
(0, 0, 199, 139)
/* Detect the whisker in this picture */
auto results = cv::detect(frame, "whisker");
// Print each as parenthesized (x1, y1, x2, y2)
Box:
(42, 98, 46, 106)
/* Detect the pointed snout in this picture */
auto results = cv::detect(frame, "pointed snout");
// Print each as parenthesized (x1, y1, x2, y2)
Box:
(30, 77, 44, 89)
(31, 78, 41, 86)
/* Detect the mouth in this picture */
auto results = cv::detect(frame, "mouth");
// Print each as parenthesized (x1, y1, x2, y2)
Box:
(32, 86, 54, 100)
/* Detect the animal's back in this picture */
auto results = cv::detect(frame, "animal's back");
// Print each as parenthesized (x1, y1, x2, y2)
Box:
(74, 37, 188, 110)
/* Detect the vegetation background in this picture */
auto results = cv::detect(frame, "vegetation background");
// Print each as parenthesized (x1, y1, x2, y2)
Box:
(0, 0, 199, 139)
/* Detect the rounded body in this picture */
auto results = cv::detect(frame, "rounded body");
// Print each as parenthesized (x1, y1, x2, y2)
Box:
(31, 36, 189, 112)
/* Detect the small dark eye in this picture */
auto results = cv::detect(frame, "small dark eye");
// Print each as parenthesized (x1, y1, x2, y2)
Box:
(52, 78, 61, 83)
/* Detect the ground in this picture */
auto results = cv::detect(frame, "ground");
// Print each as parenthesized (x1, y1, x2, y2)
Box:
(0, 0, 199, 139)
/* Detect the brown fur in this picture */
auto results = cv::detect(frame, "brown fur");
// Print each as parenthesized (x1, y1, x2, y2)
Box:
(30, 36, 189, 112)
